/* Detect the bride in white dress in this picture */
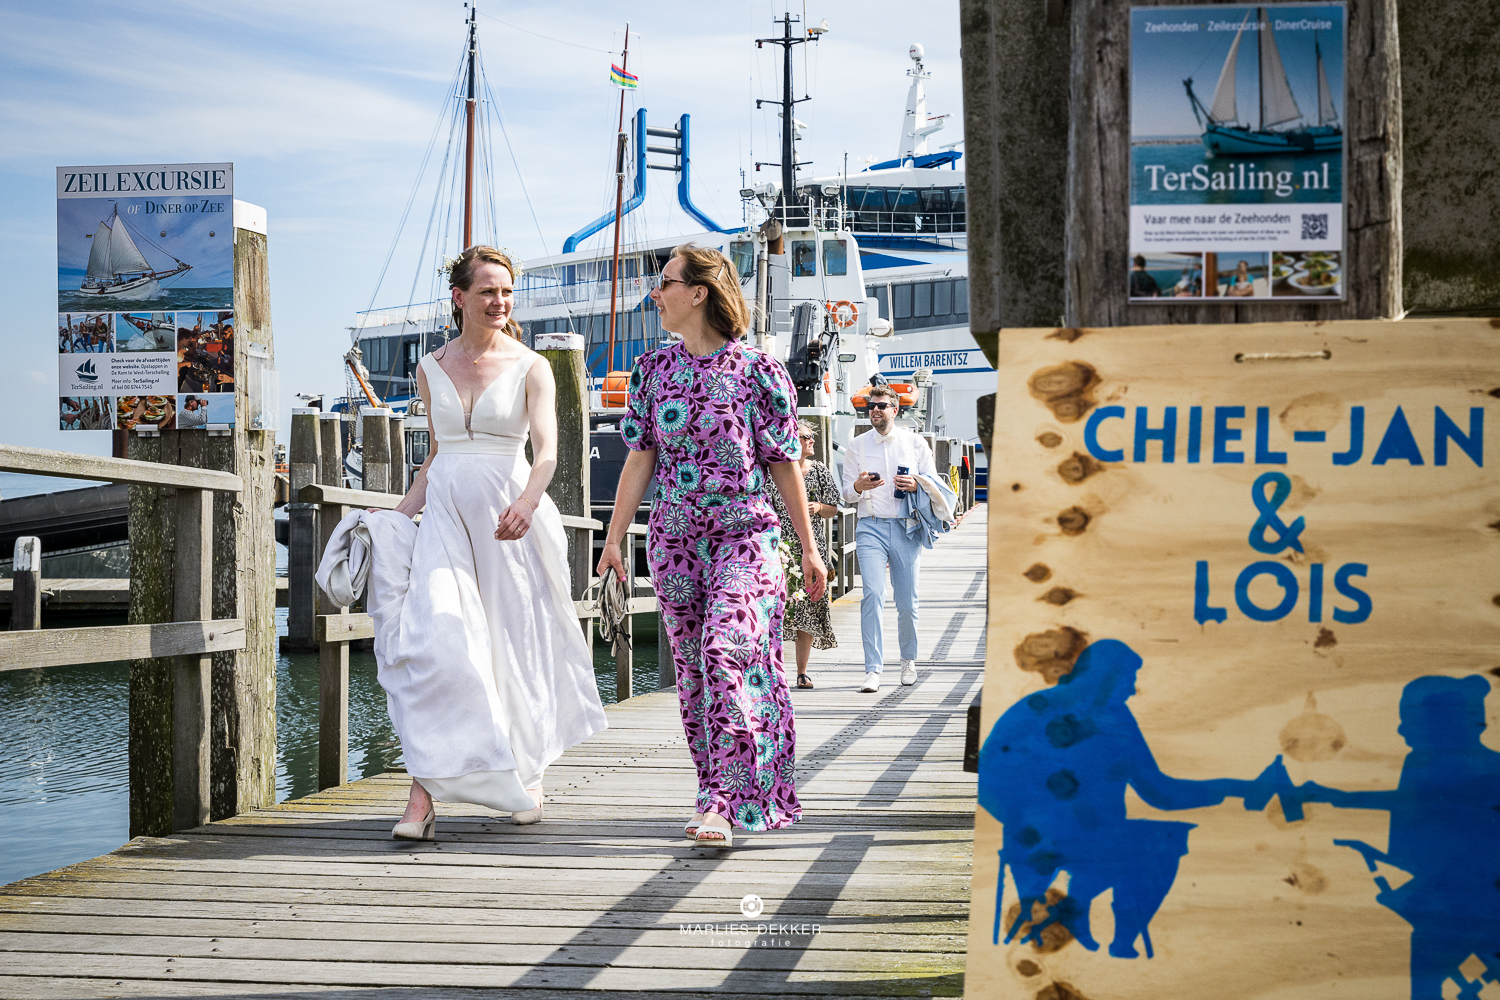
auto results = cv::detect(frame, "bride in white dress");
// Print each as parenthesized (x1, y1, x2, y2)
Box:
(382, 245, 607, 839)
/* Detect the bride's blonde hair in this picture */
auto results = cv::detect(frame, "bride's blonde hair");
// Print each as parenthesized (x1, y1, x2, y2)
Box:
(448, 245, 523, 340)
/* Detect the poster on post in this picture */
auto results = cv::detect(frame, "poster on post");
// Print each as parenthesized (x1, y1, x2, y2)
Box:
(1129, 5, 1346, 301)
(966, 319, 1500, 999)
(55, 162, 235, 430)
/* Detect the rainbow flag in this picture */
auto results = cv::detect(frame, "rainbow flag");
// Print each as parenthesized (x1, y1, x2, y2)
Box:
(609, 63, 638, 89)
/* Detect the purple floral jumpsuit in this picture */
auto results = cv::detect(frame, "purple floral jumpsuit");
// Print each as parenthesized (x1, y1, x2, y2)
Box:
(620, 340, 803, 830)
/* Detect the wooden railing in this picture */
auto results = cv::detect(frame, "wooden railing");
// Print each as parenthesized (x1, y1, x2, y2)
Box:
(0, 443, 244, 831)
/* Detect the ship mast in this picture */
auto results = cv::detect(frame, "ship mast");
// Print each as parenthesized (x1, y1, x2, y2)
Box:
(462, 4, 478, 250)
(607, 24, 630, 374)
(756, 14, 820, 220)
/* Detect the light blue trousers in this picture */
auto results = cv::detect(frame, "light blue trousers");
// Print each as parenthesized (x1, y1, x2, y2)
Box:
(855, 516, 922, 672)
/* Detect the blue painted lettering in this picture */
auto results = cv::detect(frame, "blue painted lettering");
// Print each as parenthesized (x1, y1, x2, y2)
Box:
(1134, 407, 1177, 463)
(1084, 406, 1126, 463)
(1214, 406, 1245, 463)
(1254, 407, 1287, 464)
(1372, 406, 1424, 465)
(1434, 407, 1483, 467)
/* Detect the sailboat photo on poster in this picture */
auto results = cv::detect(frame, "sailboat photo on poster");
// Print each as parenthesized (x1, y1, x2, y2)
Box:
(56, 163, 234, 312)
(1127, 5, 1346, 302)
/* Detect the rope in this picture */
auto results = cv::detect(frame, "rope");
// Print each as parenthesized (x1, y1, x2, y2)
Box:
(596, 566, 631, 652)
(1234, 350, 1332, 362)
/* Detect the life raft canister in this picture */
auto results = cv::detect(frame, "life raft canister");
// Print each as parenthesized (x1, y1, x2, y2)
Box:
(851, 382, 918, 411)
(601, 370, 631, 409)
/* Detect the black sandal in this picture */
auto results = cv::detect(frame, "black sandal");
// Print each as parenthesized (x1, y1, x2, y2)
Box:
(797, 673, 814, 689)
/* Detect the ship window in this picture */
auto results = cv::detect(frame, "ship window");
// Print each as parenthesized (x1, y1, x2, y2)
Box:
(893, 283, 912, 320)
(408, 430, 430, 466)
(890, 189, 920, 211)
(822, 239, 848, 276)
(934, 280, 953, 316)
(913, 282, 932, 318)
(920, 189, 950, 213)
(730, 242, 755, 281)
(791, 240, 817, 277)
(866, 285, 890, 320)
(949, 188, 966, 213)
(955, 278, 969, 316)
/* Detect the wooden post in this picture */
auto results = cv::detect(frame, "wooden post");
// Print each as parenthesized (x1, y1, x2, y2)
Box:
(361, 409, 392, 494)
(536, 334, 590, 585)
(283, 409, 320, 653)
(388, 413, 406, 495)
(9, 536, 41, 630)
(127, 204, 277, 835)
(317, 495, 350, 791)
(318, 413, 343, 489)
(172, 488, 211, 831)
(615, 537, 633, 701)
(958, 0, 1072, 366)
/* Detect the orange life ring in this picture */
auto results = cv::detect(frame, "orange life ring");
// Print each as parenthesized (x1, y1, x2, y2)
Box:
(825, 300, 859, 329)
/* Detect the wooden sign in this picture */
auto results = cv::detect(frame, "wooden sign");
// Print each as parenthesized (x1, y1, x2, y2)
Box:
(968, 318, 1500, 1000)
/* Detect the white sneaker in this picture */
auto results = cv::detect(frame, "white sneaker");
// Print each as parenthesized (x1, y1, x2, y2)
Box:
(900, 660, 918, 686)
(860, 671, 881, 692)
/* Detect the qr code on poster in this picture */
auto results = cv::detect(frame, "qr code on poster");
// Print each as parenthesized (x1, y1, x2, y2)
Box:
(1301, 213, 1329, 240)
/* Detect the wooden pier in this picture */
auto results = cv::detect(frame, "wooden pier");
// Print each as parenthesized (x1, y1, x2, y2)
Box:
(0, 508, 985, 998)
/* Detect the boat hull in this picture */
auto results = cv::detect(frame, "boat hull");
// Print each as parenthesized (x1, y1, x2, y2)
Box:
(78, 276, 161, 301)
(1202, 124, 1342, 157)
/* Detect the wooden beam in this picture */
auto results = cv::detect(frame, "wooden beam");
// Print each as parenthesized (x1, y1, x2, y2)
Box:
(0, 443, 242, 493)
(298, 483, 402, 510)
(316, 491, 350, 792)
(316, 614, 374, 642)
(0, 620, 245, 672)
(558, 514, 605, 531)
(172, 488, 212, 832)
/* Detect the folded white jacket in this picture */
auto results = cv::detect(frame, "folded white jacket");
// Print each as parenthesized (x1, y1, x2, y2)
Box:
(316, 508, 410, 607)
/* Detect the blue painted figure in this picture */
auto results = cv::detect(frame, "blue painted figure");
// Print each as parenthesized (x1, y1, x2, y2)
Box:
(1297, 676, 1500, 1000)
(978, 640, 1282, 957)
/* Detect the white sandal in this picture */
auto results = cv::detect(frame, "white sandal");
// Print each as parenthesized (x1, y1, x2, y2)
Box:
(695, 819, 733, 848)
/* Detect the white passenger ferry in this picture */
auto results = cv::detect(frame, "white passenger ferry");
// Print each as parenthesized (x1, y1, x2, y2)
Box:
(341, 14, 989, 497)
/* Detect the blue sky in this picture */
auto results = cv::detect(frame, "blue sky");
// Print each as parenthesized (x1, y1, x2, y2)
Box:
(1132, 4, 1345, 137)
(0, 0, 963, 458)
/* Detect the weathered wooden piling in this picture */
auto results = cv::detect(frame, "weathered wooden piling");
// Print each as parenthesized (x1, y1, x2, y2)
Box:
(316, 422, 350, 791)
(282, 408, 321, 653)
(360, 408, 392, 494)
(9, 536, 40, 630)
(127, 205, 277, 836)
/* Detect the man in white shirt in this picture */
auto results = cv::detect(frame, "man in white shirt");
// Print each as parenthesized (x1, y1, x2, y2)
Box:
(841, 384, 938, 691)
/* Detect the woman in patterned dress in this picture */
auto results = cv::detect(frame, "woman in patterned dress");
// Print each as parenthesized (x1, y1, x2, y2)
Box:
(767, 419, 841, 689)
(598, 244, 828, 848)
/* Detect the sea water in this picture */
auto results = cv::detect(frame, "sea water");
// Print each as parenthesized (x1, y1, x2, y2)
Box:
(56, 286, 234, 314)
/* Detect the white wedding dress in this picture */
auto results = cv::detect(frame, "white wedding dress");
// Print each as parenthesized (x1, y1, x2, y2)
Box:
(363, 350, 607, 813)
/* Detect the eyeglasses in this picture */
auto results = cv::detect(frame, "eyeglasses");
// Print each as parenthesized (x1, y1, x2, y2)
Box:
(655, 275, 688, 290)
(868, 402, 894, 411)
(799, 435, 816, 442)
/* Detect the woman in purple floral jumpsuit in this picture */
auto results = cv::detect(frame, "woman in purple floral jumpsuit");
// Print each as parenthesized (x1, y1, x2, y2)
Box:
(598, 245, 828, 847)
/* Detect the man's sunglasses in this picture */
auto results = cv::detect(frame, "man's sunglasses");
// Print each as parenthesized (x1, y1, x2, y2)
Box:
(868, 402, 895, 411)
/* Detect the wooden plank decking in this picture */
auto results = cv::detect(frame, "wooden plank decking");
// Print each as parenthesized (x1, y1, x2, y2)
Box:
(0, 507, 986, 998)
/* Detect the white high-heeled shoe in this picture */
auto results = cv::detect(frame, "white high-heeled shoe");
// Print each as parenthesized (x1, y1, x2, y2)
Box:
(512, 790, 544, 825)
(392, 806, 435, 841)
